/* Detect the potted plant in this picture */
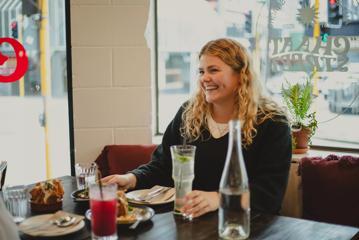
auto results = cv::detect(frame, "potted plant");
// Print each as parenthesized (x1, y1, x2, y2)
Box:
(281, 74, 318, 153)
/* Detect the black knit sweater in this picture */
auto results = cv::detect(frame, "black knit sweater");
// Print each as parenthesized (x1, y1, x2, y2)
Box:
(130, 104, 292, 214)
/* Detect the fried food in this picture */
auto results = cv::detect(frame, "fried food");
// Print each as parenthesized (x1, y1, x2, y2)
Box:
(29, 179, 64, 204)
(117, 214, 136, 224)
(116, 190, 136, 223)
(117, 190, 128, 217)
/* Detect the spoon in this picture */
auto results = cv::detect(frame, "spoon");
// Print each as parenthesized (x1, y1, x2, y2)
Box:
(129, 217, 142, 229)
(129, 209, 147, 229)
(52, 215, 76, 227)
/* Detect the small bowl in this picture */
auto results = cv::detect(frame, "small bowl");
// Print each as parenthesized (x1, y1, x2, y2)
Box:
(30, 200, 63, 213)
(71, 189, 89, 203)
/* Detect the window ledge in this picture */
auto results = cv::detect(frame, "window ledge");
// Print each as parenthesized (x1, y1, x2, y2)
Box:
(153, 135, 359, 163)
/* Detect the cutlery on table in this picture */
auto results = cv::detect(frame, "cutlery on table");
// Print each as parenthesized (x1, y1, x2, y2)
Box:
(133, 187, 171, 202)
(129, 208, 146, 229)
(52, 215, 77, 227)
(129, 215, 143, 229)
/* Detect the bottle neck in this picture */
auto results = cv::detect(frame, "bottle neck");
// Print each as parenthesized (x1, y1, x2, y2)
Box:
(228, 120, 241, 145)
(223, 119, 248, 187)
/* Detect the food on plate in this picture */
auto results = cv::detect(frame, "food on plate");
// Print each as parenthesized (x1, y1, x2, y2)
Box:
(77, 188, 89, 199)
(116, 190, 136, 223)
(29, 179, 64, 204)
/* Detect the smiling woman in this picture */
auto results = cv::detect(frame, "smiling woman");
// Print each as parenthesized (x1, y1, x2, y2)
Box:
(102, 38, 292, 219)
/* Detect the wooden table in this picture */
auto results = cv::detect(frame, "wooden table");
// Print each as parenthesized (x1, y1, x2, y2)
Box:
(20, 176, 359, 240)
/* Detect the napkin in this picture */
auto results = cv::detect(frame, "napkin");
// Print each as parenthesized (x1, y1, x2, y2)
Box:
(19, 211, 84, 237)
(147, 188, 175, 204)
(133, 185, 175, 204)
(136, 185, 164, 199)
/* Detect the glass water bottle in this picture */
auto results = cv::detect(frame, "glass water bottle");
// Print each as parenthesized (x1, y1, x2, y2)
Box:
(218, 120, 250, 240)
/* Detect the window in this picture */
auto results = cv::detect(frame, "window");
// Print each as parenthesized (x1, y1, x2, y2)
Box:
(155, 0, 359, 149)
(0, 0, 73, 185)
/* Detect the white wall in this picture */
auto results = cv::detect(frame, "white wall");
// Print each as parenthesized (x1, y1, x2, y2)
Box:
(70, 0, 152, 165)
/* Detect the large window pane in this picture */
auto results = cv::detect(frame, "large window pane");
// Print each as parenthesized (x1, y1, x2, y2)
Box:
(266, 0, 359, 148)
(0, 0, 71, 185)
(156, 0, 359, 149)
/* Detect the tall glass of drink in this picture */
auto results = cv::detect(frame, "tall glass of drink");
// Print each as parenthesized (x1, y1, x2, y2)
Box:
(170, 145, 196, 218)
(89, 183, 118, 240)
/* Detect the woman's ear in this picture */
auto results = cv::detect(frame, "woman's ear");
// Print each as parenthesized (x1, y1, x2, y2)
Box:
(233, 79, 241, 94)
(235, 73, 242, 86)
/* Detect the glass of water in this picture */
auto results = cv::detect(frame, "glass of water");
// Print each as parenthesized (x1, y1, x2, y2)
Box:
(75, 163, 97, 190)
(2, 185, 28, 223)
(170, 145, 196, 218)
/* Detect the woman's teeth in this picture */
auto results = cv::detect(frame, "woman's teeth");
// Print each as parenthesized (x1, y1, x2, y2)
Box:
(206, 85, 218, 91)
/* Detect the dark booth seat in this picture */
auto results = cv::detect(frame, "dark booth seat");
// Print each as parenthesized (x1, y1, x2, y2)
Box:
(300, 154, 359, 227)
(95, 144, 157, 177)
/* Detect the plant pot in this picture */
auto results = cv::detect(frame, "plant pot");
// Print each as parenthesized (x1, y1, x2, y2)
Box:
(292, 127, 311, 153)
(292, 147, 309, 154)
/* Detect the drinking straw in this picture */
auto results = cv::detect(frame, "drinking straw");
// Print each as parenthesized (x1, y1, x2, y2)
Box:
(97, 171, 104, 199)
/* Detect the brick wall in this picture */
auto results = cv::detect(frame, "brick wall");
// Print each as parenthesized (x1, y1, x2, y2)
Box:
(70, 0, 152, 165)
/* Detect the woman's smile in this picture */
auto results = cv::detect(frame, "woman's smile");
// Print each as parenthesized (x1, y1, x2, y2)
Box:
(204, 84, 219, 91)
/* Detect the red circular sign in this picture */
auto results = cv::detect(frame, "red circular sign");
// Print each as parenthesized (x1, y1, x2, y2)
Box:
(0, 37, 29, 83)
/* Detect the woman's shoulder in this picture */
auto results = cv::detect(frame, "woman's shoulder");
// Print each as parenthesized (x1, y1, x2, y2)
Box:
(253, 113, 291, 146)
(166, 101, 191, 131)
(257, 111, 290, 131)
(173, 101, 190, 119)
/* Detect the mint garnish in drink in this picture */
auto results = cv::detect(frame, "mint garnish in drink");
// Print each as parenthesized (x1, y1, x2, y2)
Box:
(175, 154, 191, 163)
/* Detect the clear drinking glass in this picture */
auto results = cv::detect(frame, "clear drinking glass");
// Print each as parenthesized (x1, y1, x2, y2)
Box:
(89, 183, 118, 240)
(75, 163, 97, 190)
(170, 145, 196, 218)
(2, 185, 28, 223)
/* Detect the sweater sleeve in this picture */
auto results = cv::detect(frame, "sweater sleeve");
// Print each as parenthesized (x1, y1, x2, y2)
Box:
(250, 118, 292, 214)
(128, 105, 184, 189)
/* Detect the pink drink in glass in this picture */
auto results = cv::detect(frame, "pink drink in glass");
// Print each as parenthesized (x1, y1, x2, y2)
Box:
(90, 198, 117, 236)
(89, 183, 118, 239)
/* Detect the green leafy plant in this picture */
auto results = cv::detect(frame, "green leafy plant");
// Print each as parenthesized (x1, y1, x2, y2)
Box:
(281, 73, 318, 143)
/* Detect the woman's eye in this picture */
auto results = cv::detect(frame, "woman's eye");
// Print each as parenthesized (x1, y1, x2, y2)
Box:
(198, 70, 204, 75)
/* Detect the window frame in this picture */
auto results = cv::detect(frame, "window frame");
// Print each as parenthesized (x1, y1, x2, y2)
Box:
(65, 0, 75, 176)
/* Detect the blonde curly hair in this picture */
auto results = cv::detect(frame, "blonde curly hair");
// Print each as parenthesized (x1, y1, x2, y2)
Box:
(180, 38, 285, 147)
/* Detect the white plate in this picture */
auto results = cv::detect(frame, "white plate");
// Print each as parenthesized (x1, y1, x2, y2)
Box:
(19, 214, 85, 237)
(85, 205, 155, 225)
(126, 188, 175, 205)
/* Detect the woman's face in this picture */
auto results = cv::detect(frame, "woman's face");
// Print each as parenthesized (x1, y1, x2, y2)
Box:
(199, 54, 240, 105)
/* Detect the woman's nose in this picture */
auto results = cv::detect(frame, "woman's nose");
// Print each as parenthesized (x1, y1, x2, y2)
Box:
(200, 72, 210, 82)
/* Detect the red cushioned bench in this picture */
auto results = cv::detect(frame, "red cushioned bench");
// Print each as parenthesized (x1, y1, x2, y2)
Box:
(95, 144, 157, 177)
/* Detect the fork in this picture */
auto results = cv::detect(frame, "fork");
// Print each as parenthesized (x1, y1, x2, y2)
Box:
(133, 187, 170, 202)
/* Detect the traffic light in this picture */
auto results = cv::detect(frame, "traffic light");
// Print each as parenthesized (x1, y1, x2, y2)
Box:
(327, 0, 342, 28)
(244, 11, 252, 34)
(10, 21, 18, 39)
(22, 0, 39, 17)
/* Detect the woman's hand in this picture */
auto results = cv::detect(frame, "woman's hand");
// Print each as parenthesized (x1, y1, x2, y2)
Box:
(182, 190, 220, 218)
(101, 173, 137, 190)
